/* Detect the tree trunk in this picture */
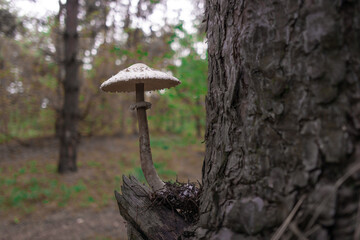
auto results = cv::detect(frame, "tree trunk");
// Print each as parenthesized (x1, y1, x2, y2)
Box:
(194, 98, 202, 138)
(58, 0, 80, 173)
(54, 1, 65, 139)
(197, 1, 360, 239)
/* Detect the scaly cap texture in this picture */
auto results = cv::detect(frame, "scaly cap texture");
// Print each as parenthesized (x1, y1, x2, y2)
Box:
(100, 63, 181, 93)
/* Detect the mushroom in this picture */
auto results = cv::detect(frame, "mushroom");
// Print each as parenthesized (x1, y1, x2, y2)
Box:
(100, 63, 181, 191)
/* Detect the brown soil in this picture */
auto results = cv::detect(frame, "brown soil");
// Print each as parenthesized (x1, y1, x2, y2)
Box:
(0, 206, 127, 240)
(0, 135, 204, 240)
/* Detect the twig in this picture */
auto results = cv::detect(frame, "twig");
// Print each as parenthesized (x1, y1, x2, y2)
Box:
(289, 222, 309, 240)
(305, 225, 321, 237)
(271, 194, 306, 240)
(354, 197, 360, 240)
(306, 161, 360, 230)
(335, 162, 360, 189)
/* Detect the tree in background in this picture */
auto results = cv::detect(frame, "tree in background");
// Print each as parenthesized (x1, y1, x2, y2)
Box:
(58, 0, 80, 173)
(0, 1, 58, 144)
(198, 0, 360, 239)
(0, 1, 21, 142)
(0, 0, 207, 170)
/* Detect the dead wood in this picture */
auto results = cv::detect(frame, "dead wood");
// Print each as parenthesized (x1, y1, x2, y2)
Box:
(114, 175, 190, 240)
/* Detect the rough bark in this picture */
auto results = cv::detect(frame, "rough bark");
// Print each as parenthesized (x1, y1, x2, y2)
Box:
(197, 0, 360, 239)
(114, 175, 190, 240)
(58, 0, 80, 173)
(54, 1, 65, 139)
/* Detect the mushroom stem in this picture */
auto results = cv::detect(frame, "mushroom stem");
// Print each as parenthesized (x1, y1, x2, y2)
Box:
(135, 83, 165, 191)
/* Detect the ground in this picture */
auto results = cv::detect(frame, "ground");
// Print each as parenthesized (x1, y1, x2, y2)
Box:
(0, 135, 204, 240)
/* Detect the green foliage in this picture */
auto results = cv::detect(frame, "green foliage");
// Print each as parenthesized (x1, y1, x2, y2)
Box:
(150, 138, 170, 150)
(0, 171, 86, 211)
(0, 134, 204, 220)
(12, 216, 20, 224)
(154, 162, 177, 178)
(45, 163, 56, 173)
(0, 2, 207, 229)
(150, 135, 195, 149)
(29, 160, 38, 173)
(8, 178, 48, 207)
(87, 160, 102, 168)
(0, 0, 207, 142)
(129, 161, 177, 184)
(4, 177, 16, 186)
(38, 74, 57, 90)
(132, 166, 146, 183)
(147, 26, 208, 137)
(73, 181, 87, 193)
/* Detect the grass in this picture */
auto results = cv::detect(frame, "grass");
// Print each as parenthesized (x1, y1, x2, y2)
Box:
(0, 172, 88, 213)
(0, 109, 55, 144)
(129, 162, 177, 183)
(0, 134, 204, 222)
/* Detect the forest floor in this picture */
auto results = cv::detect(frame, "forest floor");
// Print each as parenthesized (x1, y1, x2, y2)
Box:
(0, 135, 204, 240)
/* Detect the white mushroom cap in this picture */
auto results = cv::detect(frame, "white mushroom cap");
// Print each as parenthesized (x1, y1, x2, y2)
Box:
(100, 63, 181, 93)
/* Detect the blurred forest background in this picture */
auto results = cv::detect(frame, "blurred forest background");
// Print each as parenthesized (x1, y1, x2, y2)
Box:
(0, 0, 206, 239)
(0, 0, 207, 142)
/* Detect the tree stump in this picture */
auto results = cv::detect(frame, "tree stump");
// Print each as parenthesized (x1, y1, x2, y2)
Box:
(114, 176, 190, 240)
